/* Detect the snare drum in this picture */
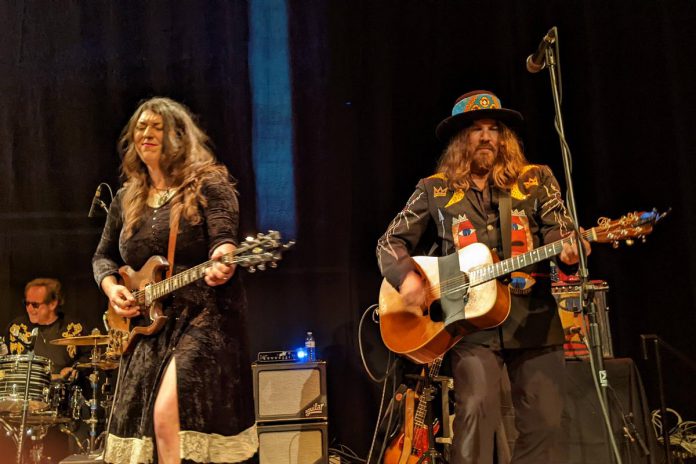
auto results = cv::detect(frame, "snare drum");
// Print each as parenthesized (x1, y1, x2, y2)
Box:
(0, 354, 53, 413)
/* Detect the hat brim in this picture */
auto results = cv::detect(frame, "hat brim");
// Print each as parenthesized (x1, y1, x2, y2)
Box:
(435, 108, 524, 141)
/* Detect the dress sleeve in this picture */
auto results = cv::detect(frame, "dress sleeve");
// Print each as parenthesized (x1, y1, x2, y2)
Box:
(376, 179, 433, 289)
(201, 177, 240, 255)
(92, 189, 124, 287)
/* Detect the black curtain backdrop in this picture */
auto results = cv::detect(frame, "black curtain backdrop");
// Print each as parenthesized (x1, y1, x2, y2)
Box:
(1, 0, 695, 459)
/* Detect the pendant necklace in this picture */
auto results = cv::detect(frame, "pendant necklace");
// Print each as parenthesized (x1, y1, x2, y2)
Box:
(152, 187, 176, 208)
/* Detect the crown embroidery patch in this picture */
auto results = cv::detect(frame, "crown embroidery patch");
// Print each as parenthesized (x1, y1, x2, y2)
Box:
(433, 186, 447, 197)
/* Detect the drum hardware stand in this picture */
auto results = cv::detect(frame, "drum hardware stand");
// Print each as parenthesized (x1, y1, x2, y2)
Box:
(73, 339, 109, 458)
(84, 368, 101, 454)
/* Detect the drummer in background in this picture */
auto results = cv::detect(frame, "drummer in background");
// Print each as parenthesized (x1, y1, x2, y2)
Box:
(5, 277, 86, 380)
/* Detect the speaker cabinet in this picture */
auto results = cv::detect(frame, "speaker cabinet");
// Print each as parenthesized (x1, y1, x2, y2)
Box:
(496, 358, 657, 464)
(258, 421, 329, 464)
(552, 281, 614, 359)
(252, 361, 328, 422)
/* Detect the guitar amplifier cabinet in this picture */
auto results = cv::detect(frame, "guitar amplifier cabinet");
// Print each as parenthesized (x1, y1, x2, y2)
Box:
(258, 421, 329, 464)
(552, 280, 614, 359)
(252, 361, 328, 422)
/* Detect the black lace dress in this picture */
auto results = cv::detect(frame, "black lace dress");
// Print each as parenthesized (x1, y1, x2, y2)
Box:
(92, 179, 257, 463)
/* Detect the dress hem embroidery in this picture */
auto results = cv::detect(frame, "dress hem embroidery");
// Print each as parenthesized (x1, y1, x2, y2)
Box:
(104, 425, 258, 464)
(180, 424, 259, 463)
(104, 433, 154, 464)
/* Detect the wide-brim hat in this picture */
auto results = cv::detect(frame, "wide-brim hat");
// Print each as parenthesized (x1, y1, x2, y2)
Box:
(435, 90, 524, 141)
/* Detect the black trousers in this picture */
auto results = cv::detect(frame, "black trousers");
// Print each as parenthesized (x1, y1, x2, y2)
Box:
(449, 342, 566, 464)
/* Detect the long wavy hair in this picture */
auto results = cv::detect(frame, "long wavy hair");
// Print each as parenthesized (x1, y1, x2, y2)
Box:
(436, 122, 528, 191)
(118, 97, 232, 239)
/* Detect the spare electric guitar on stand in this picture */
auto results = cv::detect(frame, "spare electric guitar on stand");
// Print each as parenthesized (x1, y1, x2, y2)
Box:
(383, 356, 444, 464)
(105, 231, 293, 355)
(379, 210, 666, 364)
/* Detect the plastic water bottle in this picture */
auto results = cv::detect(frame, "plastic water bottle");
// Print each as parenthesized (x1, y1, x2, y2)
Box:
(305, 331, 316, 362)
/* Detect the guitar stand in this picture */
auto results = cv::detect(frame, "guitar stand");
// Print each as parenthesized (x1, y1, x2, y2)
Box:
(416, 368, 447, 464)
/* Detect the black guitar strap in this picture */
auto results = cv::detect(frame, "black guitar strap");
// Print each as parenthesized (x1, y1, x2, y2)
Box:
(498, 190, 512, 260)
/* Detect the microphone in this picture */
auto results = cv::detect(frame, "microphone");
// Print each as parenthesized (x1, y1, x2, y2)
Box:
(87, 184, 104, 218)
(27, 327, 39, 349)
(526, 27, 556, 73)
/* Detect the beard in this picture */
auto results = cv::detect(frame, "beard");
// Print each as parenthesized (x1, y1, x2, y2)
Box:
(470, 147, 496, 175)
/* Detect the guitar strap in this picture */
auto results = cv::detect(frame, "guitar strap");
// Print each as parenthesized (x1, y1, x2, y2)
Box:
(499, 189, 536, 295)
(498, 190, 512, 260)
(166, 203, 182, 279)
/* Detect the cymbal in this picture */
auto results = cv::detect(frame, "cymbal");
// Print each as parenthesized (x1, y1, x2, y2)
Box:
(2, 411, 73, 425)
(50, 334, 110, 346)
(75, 360, 119, 370)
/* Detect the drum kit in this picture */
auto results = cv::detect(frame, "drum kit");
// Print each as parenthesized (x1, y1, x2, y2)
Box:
(0, 332, 120, 464)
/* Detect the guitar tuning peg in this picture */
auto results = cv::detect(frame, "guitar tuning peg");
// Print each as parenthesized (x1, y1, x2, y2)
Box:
(245, 236, 254, 242)
(248, 266, 256, 273)
(258, 264, 266, 271)
(641, 236, 647, 243)
(270, 262, 278, 268)
(612, 241, 620, 249)
(626, 239, 634, 246)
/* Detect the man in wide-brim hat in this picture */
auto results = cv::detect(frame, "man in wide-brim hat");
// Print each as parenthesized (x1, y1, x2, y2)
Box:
(377, 90, 589, 463)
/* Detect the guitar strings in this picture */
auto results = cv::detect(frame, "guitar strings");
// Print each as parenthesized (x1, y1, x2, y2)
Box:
(427, 231, 592, 299)
(132, 240, 268, 302)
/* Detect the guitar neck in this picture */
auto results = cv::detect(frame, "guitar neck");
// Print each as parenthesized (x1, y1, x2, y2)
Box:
(133, 251, 243, 304)
(413, 356, 443, 428)
(468, 228, 594, 287)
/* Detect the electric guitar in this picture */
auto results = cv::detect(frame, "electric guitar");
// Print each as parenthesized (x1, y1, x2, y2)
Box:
(379, 210, 666, 364)
(105, 231, 293, 355)
(383, 356, 444, 464)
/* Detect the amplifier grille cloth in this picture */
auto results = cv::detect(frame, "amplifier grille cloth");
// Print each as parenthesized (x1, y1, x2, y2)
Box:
(258, 368, 321, 416)
(259, 429, 323, 464)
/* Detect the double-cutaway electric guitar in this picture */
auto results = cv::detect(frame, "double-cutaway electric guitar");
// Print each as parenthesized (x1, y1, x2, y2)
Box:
(379, 210, 666, 364)
(105, 231, 292, 355)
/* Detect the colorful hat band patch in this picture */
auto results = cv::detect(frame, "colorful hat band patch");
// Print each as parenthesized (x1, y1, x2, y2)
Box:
(451, 93, 502, 116)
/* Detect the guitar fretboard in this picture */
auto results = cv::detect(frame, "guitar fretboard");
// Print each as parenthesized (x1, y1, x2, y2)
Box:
(129, 231, 284, 306)
(413, 356, 444, 428)
(467, 231, 592, 287)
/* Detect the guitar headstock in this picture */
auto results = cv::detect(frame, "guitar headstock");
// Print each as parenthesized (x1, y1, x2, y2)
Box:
(592, 208, 669, 247)
(225, 230, 295, 271)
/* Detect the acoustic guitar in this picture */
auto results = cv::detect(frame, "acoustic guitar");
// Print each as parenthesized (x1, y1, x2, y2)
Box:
(105, 231, 292, 355)
(379, 210, 665, 364)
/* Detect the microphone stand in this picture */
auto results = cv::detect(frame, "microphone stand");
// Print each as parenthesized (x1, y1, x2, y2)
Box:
(540, 28, 623, 464)
(16, 339, 37, 464)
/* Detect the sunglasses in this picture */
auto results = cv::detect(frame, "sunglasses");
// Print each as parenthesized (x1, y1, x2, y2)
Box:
(23, 300, 46, 309)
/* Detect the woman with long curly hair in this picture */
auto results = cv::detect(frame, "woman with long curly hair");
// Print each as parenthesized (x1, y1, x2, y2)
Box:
(93, 97, 257, 463)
